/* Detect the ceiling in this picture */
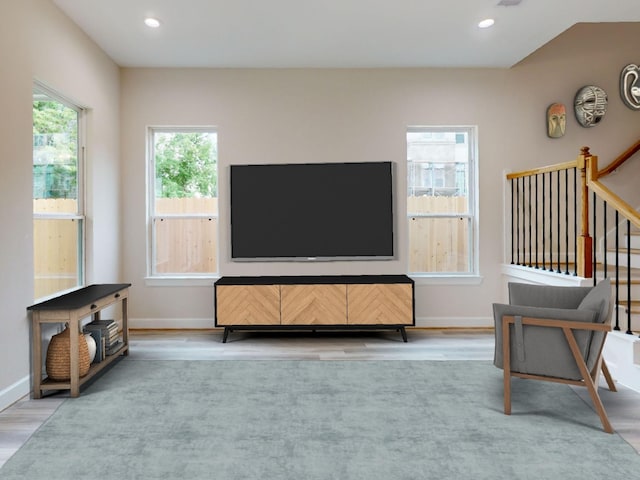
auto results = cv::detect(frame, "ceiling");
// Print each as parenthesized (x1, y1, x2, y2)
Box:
(52, 0, 640, 68)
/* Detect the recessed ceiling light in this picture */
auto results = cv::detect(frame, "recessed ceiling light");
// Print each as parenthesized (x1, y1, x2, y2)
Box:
(478, 18, 495, 29)
(144, 17, 161, 28)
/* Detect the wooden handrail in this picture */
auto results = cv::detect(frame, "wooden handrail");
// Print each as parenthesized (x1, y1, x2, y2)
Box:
(588, 179, 640, 229)
(597, 138, 640, 178)
(506, 160, 577, 180)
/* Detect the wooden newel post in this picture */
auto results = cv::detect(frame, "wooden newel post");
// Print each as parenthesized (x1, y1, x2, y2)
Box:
(577, 146, 593, 278)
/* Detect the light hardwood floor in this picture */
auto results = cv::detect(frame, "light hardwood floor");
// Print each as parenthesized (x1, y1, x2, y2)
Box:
(0, 328, 638, 468)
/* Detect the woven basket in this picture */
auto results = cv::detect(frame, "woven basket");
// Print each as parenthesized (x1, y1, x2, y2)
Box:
(45, 325, 91, 381)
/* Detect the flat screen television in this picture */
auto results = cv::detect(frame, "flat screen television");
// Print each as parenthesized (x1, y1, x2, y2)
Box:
(230, 161, 394, 261)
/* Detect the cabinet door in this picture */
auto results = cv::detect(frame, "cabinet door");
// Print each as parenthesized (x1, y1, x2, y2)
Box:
(281, 284, 347, 325)
(347, 284, 413, 325)
(216, 285, 280, 325)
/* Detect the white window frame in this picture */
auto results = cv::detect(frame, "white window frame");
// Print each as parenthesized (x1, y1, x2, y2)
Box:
(32, 82, 86, 301)
(146, 126, 219, 286)
(406, 126, 480, 284)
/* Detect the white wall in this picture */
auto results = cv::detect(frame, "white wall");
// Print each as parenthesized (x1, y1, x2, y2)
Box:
(120, 23, 640, 328)
(0, 0, 121, 409)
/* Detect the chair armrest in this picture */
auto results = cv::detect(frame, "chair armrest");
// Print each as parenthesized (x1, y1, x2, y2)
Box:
(493, 303, 597, 326)
(501, 315, 611, 332)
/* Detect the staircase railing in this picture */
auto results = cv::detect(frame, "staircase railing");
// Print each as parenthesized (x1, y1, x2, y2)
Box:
(506, 146, 640, 336)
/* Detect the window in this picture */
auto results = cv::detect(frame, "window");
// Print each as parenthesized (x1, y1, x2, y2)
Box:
(33, 85, 84, 299)
(148, 128, 218, 277)
(407, 127, 477, 275)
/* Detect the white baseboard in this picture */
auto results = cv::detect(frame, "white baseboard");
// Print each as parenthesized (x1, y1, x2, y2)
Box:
(0, 375, 30, 413)
(129, 318, 215, 329)
(131, 317, 493, 330)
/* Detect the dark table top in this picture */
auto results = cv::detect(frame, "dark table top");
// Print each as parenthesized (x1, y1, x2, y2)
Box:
(27, 283, 131, 311)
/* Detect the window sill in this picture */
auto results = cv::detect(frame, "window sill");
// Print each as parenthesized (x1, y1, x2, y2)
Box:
(145, 276, 220, 287)
(409, 274, 483, 286)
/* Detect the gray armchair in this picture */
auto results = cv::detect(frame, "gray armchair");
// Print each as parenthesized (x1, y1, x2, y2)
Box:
(492, 278, 616, 433)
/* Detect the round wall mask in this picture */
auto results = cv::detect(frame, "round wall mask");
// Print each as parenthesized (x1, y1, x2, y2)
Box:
(574, 85, 608, 127)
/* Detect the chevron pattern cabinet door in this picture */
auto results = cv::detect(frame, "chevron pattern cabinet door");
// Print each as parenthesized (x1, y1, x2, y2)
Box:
(216, 285, 280, 325)
(347, 284, 413, 325)
(281, 284, 347, 325)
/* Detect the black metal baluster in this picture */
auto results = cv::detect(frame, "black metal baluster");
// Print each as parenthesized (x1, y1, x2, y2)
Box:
(603, 201, 607, 277)
(573, 168, 578, 276)
(627, 220, 633, 335)
(535, 174, 539, 269)
(542, 173, 546, 270)
(615, 211, 620, 331)
(549, 172, 553, 270)
(516, 177, 520, 265)
(511, 179, 515, 264)
(528, 175, 532, 267)
(556, 170, 561, 273)
(565, 169, 569, 274)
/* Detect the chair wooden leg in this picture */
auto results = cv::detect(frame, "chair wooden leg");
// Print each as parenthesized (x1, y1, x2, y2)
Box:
(502, 318, 512, 415)
(583, 373, 614, 434)
(563, 327, 614, 433)
(601, 360, 617, 392)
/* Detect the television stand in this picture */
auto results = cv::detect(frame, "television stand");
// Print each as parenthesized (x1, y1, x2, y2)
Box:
(214, 275, 414, 343)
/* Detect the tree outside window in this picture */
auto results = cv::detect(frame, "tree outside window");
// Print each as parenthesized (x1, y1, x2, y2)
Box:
(149, 129, 218, 276)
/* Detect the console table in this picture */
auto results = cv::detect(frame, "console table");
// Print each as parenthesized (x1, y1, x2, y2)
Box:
(28, 283, 131, 398)
(214, 275, 414, 342)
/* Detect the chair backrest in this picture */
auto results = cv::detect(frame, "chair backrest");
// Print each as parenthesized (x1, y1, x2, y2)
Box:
(508, 283, 592, 309)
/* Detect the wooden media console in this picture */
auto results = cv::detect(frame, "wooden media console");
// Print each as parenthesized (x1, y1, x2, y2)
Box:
(214, 275, 414, 342)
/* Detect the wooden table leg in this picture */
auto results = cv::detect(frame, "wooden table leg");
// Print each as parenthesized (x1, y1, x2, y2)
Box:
(69, 315, 80, 397)
(122, 297, 129, 356)
(32, 313, 42, 399)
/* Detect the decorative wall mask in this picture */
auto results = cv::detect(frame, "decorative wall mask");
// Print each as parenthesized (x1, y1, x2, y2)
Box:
(546, 103, 566, 138)
(620, 64, 640, 110)
(574, 85, 608, 127)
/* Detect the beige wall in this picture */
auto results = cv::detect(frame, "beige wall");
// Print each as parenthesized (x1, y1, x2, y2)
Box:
(120, 68, 510, 322)
(0, 0, 121, 408)
(120, 23, 640, 326)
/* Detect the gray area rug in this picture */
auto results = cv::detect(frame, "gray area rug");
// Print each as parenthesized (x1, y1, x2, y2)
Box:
(1, 360, 639, 480)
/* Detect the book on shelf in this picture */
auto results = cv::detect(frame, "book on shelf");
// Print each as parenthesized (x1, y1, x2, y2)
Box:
(84, 319, 118, 331)
(84, 319, 119, 347)
(106, 340, 123, 356)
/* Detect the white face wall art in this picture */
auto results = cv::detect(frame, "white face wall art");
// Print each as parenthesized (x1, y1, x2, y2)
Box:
(574, 85, 608, 127)
(620, 64, 640, 110)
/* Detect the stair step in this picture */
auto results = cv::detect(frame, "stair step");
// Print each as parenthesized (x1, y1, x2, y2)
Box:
(624, 300, 640, 314)
(613, 304, 640, 333)
(627, 232, 640, 249)
(605, 249, 640, 269)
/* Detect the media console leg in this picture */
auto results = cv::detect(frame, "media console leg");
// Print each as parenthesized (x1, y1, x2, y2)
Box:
(399, 327, 408, 343)
(222, 328, 230, 343)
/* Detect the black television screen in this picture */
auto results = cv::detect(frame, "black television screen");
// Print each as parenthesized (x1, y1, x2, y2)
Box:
(230, 162, 394, 261)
